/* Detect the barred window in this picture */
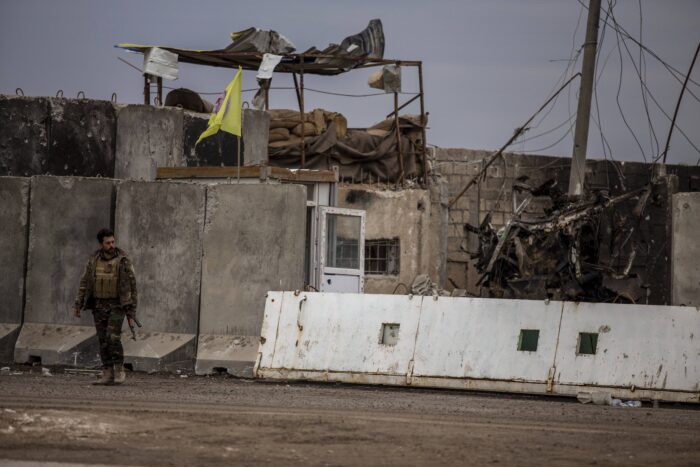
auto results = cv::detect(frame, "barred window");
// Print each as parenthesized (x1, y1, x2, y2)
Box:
(365, 238, 400, 275)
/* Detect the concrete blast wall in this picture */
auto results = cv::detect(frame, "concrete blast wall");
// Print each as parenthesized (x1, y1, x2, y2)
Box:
(115, 181, 206, 372)
(114, 105, 185, 181)
(0, 96, 116, 178)
(672, 192, 700, 306)
(1, 96, 270, 181)
(258, 292, 700, 403)
(196, 184, 306, 376)
(0, 177, 30, 361)
(15, 176, 115, 365)
(0, 97, 50, 176)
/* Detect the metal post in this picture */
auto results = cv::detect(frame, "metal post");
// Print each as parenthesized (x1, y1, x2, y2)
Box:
(292, 73, 302, 109)
(418, 62, 429, 188)
(157, 77, 163, 106)
(264, 78, 271, 110)
(394, 91, 405, 186)
(568, 0, 601, 196)
(143, 74, 151, 105)
(237, 135, 241, 183)
(299, 55, 305, 169)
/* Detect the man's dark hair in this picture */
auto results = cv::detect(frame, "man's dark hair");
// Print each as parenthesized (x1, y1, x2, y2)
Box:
(97, 228, 114, 243)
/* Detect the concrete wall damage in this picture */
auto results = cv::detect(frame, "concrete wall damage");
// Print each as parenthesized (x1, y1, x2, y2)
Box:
(339, 185, 446, 294)
(435, 148, 700, 305)
(0, 95, 268, 181)
(0, 96, 115, 177)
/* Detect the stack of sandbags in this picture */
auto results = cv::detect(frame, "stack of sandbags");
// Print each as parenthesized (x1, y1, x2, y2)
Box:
(367, 113, 426, 146)
(268, 108, 348, 147)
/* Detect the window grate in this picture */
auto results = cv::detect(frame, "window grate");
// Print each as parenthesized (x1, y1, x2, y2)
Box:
(365, 238, 400, 275)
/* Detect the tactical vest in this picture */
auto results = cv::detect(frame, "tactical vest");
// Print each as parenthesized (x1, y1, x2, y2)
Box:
(94, 255, 120, 299)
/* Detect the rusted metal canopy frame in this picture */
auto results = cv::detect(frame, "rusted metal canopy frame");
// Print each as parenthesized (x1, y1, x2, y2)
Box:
(134, 48, 429, 187)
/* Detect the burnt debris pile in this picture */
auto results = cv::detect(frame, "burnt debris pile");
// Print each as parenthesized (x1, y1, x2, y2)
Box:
(466, 176, 660, 303)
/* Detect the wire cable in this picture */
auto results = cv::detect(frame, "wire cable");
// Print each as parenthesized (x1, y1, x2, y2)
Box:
(608, 1, 648, 162)
(637, 0, 660, 157)
(577, 0, 700, 101)
(610, 2, 661, 160)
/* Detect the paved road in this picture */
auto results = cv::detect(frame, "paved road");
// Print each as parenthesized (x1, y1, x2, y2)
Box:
(1, 368, 699, 466)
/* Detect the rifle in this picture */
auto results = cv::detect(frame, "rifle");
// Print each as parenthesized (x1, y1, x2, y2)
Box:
(127, 315, 143, 341)
(108, 304, 142, 341)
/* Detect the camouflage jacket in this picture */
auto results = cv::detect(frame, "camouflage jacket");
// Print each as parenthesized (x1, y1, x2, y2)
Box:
(73, 247, 138, 312)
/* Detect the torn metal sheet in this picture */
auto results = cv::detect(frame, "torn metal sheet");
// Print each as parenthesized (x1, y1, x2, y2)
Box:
(466, 177, 656, 303)
(226, 28, 296, 55)
(117, 19, 385, 76)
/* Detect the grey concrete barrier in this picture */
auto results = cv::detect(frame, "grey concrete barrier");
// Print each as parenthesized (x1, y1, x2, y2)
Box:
(46, 98, 117, 177)
(115, 180, 205, 372)
(241, 109, 270, 166)
(115, 105, 185, 181)
(195, 184, 306, 376)
(0, 96, 117, 178)
(0, 177, 30, 362)
(14, 176, 116, 365)
(182, 111, 240, 167)
(0, 96, 50, 177)
(672, 192, 700, 306)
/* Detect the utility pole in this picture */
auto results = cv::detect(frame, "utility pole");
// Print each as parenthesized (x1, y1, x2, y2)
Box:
(568, 0, 601, 196)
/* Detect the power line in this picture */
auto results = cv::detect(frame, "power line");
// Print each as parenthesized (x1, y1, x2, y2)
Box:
(520, 117, 577, 153)
(577, 0, 700, 101)
(637, 0, 660, 156)
(593, 4, 613, 168)
(513, 3, 584, 153)
(600, 7, 700, 158)
(609, 1, 648, 162)
(516, 112, 576, 144)
(609, 2, 661, 159)
(529, 3, 586, 131)
(155, 83, 418, 98)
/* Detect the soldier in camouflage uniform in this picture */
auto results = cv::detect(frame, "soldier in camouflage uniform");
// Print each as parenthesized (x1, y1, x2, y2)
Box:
(72, 228, 138, 385)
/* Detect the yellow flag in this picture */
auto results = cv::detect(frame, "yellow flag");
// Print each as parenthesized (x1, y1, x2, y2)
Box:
(196, 67, 242, 144)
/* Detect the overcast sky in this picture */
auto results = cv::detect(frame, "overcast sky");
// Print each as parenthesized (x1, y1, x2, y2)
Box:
(1, 0, 698, 164)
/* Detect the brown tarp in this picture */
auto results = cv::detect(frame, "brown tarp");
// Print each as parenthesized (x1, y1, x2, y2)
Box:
(268, 122, 419, 182)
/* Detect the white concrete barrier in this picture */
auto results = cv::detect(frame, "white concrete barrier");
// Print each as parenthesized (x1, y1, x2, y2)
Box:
(552, 302, 700, 402)
(259, 292, 420, 385)
(256, 292, 700, 403)
(411, 297, 563, 393)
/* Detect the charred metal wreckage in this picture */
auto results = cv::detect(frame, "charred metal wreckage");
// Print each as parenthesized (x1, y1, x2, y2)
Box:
(465, 176, 658, 303)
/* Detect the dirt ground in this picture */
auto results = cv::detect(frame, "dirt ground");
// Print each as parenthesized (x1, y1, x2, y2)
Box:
(0, 367, 699, 466)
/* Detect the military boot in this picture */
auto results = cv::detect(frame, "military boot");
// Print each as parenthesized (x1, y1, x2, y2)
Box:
(93, 366, 114, 385)
(113, 363, 126, 385)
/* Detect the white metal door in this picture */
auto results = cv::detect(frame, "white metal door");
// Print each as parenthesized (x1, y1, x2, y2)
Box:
(318, 207, 365, 293)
